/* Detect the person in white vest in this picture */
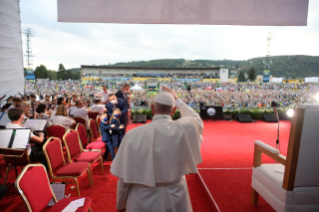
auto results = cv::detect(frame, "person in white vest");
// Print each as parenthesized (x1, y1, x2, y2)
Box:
(111, 86, 203, 212)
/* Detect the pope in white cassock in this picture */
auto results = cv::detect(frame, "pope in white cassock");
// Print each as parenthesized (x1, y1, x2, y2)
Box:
(111, 86, 203, 212)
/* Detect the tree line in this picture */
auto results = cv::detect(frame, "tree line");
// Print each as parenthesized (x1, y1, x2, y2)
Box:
(25, 64, 81, 80)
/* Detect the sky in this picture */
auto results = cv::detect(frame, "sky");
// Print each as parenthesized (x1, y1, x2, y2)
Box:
(20, 0, 319, 71)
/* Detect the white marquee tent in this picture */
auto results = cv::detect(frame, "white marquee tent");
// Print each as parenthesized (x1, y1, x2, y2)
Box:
(0, 0, 24, 99)
(130, 84, 143, 91)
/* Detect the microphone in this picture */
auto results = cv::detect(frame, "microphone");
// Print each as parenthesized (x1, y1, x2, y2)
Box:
(0, 95, 6, 101)
(271, 101, 279, 117)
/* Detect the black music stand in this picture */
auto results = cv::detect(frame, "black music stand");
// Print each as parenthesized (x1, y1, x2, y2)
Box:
(0, 129, 31, 195)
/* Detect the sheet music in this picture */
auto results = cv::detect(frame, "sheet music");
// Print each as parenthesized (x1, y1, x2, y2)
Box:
(11, 129, 30, 149)
(0, 129, 13, 148)
(25, 119, 47, 131)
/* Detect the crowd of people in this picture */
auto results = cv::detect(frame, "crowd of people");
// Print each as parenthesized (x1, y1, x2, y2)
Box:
(14, 79, 319, 110)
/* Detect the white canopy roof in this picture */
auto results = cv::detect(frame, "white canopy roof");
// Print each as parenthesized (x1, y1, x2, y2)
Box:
(130, 84, 143, 91)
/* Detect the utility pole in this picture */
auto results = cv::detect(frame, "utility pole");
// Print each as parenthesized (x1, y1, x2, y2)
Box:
(22, 28, 36, 70)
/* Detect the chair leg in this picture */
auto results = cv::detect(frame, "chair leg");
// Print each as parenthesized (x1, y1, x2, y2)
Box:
(251, 187, 259, 206)
(87, 169, 92, 187)
(4, 167, 10, 185)
(74, 178, 81, 197)
(88, 166, 94, 186)
(100, 157, 104, 175)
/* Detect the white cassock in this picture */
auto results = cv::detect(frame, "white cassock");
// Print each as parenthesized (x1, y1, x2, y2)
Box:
(111, 98, 203, 212)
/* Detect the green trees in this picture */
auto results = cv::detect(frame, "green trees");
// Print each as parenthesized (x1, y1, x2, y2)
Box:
(32, 64, 80, 80)
(247, 67, 256, 81)
(237, 70, 246, 82)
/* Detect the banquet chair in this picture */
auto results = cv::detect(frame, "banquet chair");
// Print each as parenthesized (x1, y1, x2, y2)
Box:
(251, 105, 319, 212)
(76, 123, 105, 152)
(73, 116, 87, 131)
(88, 111, 100, 121)
(46, 124, 67, 144)
(89, 119, 103, 143)
(63, 129, 104, 176)
(15, 164, 92, 212)
(43, 137, 93, 197)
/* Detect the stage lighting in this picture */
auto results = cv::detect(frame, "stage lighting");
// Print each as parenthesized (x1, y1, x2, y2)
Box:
(315, 94, 319, 102)
(287, 109, 294, 118)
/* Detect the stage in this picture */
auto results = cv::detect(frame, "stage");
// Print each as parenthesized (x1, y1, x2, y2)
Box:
(0, 119, 291, 211)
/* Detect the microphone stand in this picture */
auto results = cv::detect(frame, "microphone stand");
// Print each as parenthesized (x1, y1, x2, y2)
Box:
(275, 109, 279, 150)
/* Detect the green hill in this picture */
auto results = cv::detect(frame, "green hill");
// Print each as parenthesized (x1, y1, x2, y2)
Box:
(108, 55, 319, 78)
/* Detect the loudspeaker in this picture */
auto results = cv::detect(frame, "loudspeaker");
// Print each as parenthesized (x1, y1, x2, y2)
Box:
(236, 114, 253, 123)
(262, 114, 278, 122)
(132, 114, 147, 123)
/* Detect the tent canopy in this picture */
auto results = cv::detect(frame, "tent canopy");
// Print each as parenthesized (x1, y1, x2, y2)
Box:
(58, 0, 309, 26)
(130, 84, 143, 91)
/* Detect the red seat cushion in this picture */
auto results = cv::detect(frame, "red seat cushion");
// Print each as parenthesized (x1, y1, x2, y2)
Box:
(56, 162, 88, 176)
(95, 137, 103, 142)
(85, 142, 105, 150)
(48, 197, 92, 212)
(74, 152, 101, 163)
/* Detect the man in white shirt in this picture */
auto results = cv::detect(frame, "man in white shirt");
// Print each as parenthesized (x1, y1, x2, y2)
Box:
(96, 86, 112, 104)
(73, 100, 90, 130)
(6, 108, 46, 164)
(90, 99, 107, 113)
(111, 86, 203, 212)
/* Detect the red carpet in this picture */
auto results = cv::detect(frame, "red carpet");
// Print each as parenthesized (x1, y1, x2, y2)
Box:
(0, 120, 291, 211)
(197, 120, 291, 212)
(0, 122, 212, 212)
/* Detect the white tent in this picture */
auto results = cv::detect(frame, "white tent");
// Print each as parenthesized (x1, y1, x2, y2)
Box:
(305, 77, 319, 83)
(130, 84, 143, 91)
(0, 0, 24, 98)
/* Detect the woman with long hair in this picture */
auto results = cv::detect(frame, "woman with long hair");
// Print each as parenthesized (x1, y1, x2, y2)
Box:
(51, 105, 75, 129)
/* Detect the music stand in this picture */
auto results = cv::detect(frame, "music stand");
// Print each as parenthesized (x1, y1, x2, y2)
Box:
(0, 129, 31, 195)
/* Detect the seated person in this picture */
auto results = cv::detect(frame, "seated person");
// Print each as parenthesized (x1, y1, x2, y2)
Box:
(51, 105, 75, 130)
(6, 108, 46, 165)
(91, 99, 107, 114)
(70, 94, 78, 106)
(73, 100, 90, 130)
(20, 101, 32, 126)
(99, 117, 115, 161)
(35, 103, 52, 128)
(109, 109, 124, 150)
(8, 97, 22, 110)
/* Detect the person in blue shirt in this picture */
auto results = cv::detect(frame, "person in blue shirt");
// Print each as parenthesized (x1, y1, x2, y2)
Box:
(106, 94, 128, 134)
(99, 117, 115, 161)
(109, 108, 125, 149)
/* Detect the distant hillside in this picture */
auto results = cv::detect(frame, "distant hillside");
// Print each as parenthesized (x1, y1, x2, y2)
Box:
(109, 56, 319, 78)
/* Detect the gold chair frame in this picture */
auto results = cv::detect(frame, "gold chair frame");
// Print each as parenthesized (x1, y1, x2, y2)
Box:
(43, 137, 93, 197)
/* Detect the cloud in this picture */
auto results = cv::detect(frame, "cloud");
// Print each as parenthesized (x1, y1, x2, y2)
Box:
(20, 0, 319, 70)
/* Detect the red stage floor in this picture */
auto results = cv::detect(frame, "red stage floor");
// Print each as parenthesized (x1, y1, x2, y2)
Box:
(197, 120, 291, 212)
(0, 120, 291, 211)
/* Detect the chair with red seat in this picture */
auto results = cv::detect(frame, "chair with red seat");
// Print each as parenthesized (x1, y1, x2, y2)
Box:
(88, 111, 100, 121)
(73, 116, 87, 130)
(76, 123, 105, 151)
(15, 164, 92, 212)
(89, 119, 102, 142)
(46, 124, 67, 144)
(63, 129, 104, 176)
(43, 137, 93, 197)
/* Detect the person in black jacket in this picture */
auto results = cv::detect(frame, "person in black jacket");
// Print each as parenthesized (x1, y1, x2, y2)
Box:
(115, 84, 130, 108)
